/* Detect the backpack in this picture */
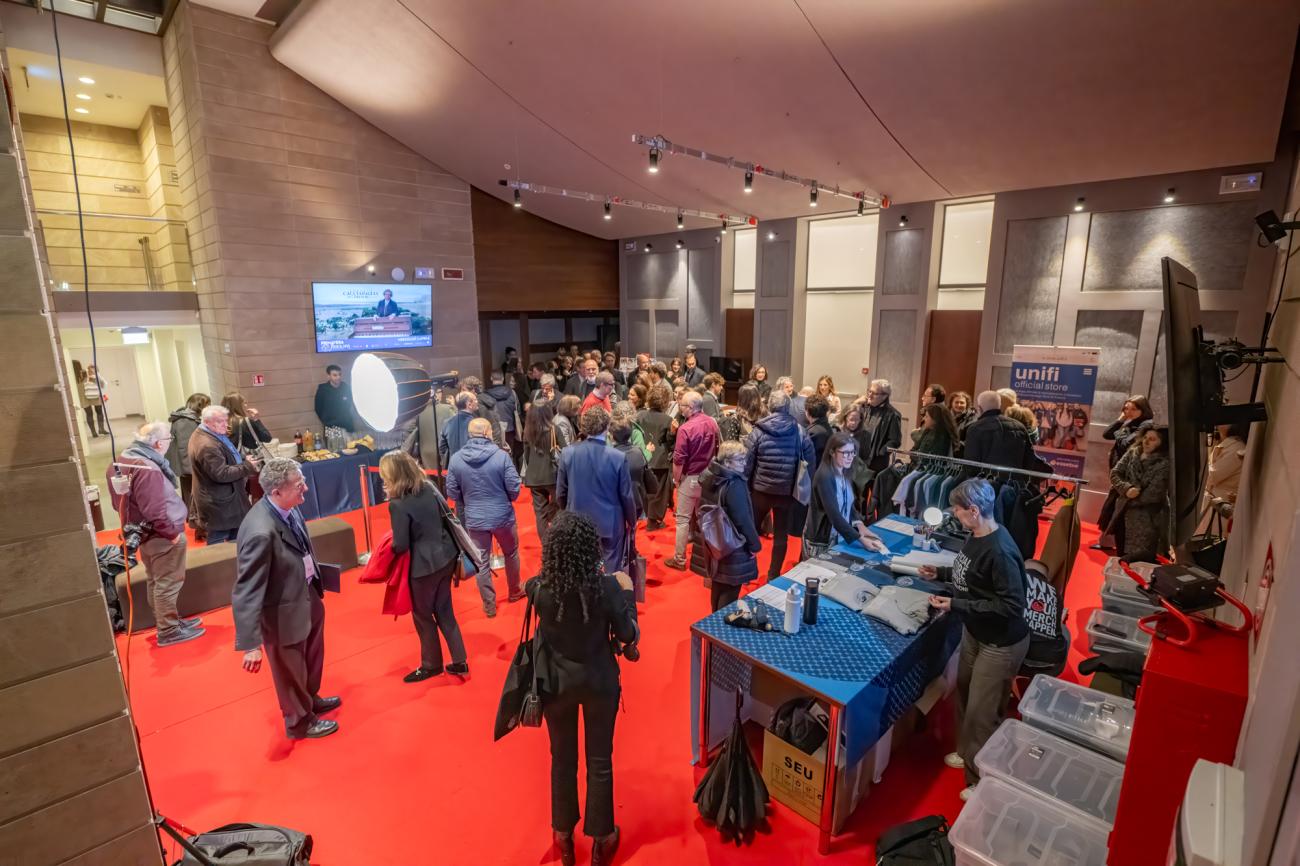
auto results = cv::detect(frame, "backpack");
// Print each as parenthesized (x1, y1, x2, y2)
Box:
(768, 697, 828, 754)
(875, 815, 955, 865)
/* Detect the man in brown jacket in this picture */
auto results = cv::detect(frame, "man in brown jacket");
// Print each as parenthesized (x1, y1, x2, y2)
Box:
(188, 404, 260, 544)
(108, 421, 203, 646)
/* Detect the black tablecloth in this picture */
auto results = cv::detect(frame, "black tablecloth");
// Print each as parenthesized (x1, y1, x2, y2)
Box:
(297, 449, 387, 520)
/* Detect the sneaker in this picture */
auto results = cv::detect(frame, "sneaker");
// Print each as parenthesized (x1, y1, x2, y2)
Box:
(180, 616, 202, 629)
(663, 556, 687, 571)
(959, 786, 976, 802)
(943, 752, 966, 770)
(484, 607, 498, 618)
(157, 624, 205, 647)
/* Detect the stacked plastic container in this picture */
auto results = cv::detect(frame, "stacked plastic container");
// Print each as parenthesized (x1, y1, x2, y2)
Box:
(949, 676, 1137, 865)
(1086, 607, 1153, 656)
(1101, 558, 1162, 618)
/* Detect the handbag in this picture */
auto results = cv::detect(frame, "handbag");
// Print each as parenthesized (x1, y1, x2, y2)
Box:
(427, 481, 486, 573)
(548, 424, 561, 467)
(875, 815, 955, 865)
(627, 536, 646, 603)
(171, 822, 312, 865)
(1188, 510, 1227, 575)
(792, 446, 812, 506)
(494, 596, 544, 740)
(698, 501, 746, 558)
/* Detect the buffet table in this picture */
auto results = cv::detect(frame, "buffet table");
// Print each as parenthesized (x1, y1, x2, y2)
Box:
(296, 449, 388, 520)
(689, 515, 961, 853)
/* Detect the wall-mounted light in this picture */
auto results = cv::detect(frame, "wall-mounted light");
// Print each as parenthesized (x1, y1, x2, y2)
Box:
(857, 198, 865, 216)
(767, 230, 777, 241)
(720, 221, 728, 235)
(644, 243, 653, 252)
(1073, 197, 1086, 212)
(648, 147, 660, 173)
(120, 326, 149, 345)
(366, 264, 376, 274)
(513, 189, 522, 208)
(744, 169, 753, 193)
(675, 239, 684, 250)
(898, 215, 908, 227)
(603, 199, 613, 220)
(809, 185, 819, 208)
(1164, 188, 1176, 204)
(677, 211, 684, 229)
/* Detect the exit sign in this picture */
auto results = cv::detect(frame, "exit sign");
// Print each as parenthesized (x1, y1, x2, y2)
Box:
(441, 268, 464, 281)
(251, 373, 265, 387)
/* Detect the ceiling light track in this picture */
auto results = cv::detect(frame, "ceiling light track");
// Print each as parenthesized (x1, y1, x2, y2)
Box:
(499, 178, 757, 227)
(631, 133, 889, 209)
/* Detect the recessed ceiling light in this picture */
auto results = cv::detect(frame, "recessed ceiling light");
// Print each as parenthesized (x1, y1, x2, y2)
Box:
(78, 76, 95, 85)
(74, 107, 89, 114)
(75, 93, 91, 101)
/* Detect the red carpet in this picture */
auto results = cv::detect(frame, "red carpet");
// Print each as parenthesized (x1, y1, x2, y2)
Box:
(108, 503, 1107, 865)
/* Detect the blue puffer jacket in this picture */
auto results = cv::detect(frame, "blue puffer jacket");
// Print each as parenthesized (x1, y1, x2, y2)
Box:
(743, 410, 815, 496)
(445, 436, 521, 530)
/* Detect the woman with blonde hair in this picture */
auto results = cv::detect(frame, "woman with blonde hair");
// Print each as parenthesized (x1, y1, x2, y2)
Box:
(380, 450, 468, 681)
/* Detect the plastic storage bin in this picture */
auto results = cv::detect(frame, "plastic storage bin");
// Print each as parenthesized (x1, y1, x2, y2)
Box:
(1086, 608, 1153, 655)
(974, 719, 1125, 830)
(1101, 573, 1163, 618)
(949, 775, 1111, 866)
(1018, 674, 1135, 762)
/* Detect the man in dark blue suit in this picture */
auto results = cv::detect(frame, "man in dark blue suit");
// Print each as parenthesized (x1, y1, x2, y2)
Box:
(556, 406, 637, 575)
(375, 288, 400, 318)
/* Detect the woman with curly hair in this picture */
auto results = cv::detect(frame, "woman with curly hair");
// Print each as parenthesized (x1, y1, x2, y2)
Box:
(528, 511, 638, 866)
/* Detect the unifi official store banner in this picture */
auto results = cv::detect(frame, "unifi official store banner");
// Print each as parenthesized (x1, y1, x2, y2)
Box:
(1009, 345, 1101, 478)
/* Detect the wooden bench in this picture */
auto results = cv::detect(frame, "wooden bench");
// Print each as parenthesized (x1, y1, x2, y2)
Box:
(115, 516, 359, 633)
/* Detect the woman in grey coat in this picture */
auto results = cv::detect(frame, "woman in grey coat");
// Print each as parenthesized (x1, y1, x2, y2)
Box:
(1109, 426, 1171, 562)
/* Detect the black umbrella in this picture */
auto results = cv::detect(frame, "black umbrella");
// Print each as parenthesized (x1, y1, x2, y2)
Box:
(693, 689, 769, 844)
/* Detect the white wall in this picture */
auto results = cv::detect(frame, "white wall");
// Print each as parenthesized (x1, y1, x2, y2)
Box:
(801, 291, 873, 398)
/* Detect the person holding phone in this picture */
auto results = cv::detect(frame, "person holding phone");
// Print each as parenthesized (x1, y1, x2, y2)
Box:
(919, 478, 1029, 800)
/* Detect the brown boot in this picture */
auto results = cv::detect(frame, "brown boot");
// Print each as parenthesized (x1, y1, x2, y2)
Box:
(591, 827, 620, 866)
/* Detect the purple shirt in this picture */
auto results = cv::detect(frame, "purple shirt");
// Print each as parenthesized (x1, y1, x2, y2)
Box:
(673, 412, 721, 478)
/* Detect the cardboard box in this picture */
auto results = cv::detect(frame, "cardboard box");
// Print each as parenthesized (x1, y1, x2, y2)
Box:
(762, 728, 828, 825)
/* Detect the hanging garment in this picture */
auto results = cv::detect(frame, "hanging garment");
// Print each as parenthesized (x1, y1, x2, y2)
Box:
(1003, 484, 1044, 560)
(1037, 496, 1081, 597)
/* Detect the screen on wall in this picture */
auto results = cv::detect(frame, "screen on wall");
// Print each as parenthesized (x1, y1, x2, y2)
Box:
(312, 282, 433, 353)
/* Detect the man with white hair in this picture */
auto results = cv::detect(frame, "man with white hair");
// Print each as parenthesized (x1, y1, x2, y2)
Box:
(233, 458, 340, 739)
(107, 421, 202, 646)
(859, 379, 903, 474)
(964, 390, 1053, 473)
(565, 357, 600, 400)
(446, 417, 523, 615)
(664, 390, 720, 570)
(188, 404, 260, 544)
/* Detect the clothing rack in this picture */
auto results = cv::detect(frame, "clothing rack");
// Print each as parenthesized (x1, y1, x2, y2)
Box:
(886, 448, 1086, 488)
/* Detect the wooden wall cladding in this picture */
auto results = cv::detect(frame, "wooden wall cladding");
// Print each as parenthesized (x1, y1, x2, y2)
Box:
(0, 463, 90, 546)
(0, 531, 99, 618)
(0, 773, 152, 865)
(471, 187, 618, 312)
(0, 596, 116, 689)
(0, 716, 141, 821)
(0, 658, 129, 757)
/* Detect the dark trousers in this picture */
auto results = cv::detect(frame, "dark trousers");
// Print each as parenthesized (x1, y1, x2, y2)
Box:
(506, 431, 523, 469)
(83, 404, 107, 434)
(646, 467, 673, 523)
(264, 592, 327, 736)
(206, 527, 238, 544)
(751, 490, 794, 579)
(543, 686, 620, 838)
(710, 582, 741, 612)
(530, 485, 558, 539)
(410, 562, 465, 670)
(179, 475, 194, 511)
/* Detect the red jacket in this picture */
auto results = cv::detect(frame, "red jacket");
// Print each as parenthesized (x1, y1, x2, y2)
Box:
(359, 532, 412, 617)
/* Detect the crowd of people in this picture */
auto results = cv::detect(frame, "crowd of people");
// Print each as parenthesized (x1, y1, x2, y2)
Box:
(102, 344, 1190, 862)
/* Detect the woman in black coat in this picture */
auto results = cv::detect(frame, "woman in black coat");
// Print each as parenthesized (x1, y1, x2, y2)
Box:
(804, 431, 889, 557)
(636, 383, 676, 531)
(1095, 395, 1154, 550)
(697, 442, 762, 611)
(746, 364, 772, 401)
(380, 451, 468, 682)
(522, 402, 560, 538)
(527, 512, 637, 866)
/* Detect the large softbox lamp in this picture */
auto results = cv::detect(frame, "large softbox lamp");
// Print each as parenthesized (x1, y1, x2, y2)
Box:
(351, 352, 430, 432)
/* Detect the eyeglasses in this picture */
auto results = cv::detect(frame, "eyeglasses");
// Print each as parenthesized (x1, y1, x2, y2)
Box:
(836, 448, 856, 456)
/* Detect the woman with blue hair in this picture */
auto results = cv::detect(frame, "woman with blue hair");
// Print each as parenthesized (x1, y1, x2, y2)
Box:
(919, 477, 1030, 801)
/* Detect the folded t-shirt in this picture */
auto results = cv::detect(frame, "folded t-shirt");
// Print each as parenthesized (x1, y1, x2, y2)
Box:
(864, 585, 934, 635)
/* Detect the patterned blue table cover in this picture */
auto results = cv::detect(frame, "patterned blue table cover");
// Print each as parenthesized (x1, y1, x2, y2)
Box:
(689, 516, 961, 766)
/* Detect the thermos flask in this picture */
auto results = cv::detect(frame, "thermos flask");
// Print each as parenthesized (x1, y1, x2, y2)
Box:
(803, 577, 820, 625)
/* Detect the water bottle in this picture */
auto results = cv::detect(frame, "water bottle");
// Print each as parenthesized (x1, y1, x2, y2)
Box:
(783, 585, 803, 635)
(803, 577, 820, 626)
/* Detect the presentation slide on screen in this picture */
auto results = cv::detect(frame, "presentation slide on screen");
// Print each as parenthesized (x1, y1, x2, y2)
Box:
(313, 282, 433, 353)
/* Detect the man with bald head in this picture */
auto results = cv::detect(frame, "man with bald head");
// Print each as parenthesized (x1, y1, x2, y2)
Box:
(963, 390, 1053, 475)
(446, 417, 522, 616)
(664, 389, 720, 570)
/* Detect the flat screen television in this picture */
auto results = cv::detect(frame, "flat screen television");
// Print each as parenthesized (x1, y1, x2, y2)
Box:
(313, 282, 433, 353)
(1161, 257, 1209, 550)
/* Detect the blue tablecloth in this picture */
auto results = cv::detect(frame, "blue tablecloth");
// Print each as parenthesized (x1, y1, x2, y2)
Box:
(297, 449, 387, 520)
(690, 516, 961, 766)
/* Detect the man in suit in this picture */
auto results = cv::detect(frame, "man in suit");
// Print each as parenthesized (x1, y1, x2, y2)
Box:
(700, 373, 725, 419)
(564, 357, 599, 400)
(233, 458, 340, 740)
(682, 352, 706, 388)
(376, 288, 400, 318)
(557, 406, 638, 575)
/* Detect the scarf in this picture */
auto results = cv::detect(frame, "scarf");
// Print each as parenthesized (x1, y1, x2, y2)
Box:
(198, 425, 243, 464)
(124, 441, 179, 486)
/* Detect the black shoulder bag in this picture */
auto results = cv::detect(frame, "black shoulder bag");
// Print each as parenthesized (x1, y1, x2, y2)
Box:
(875, 814, 954, 865)
(493, 596, 544, 740)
